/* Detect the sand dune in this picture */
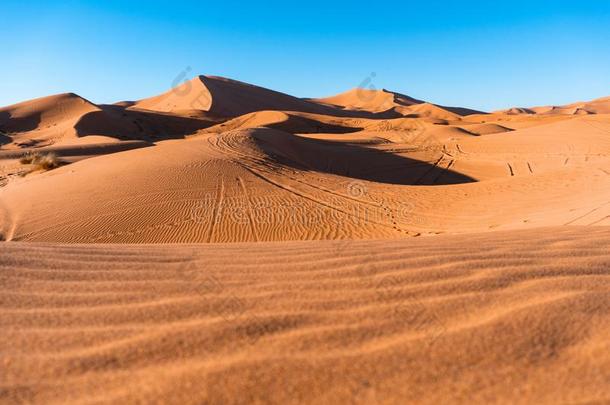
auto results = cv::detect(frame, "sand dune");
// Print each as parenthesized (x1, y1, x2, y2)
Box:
(3, 116, 610, 242)
(400, 102, 462, 121)
(2, 82, 609, 244)
(0, 93, 101, 148)
(0, 93, 215, 151)
(1, 76, 610, 404)
(314, 88, 423, 113)
(1, 226, 609, 404)
(199, 110, 362, 135)
(456, 123, 514, 136)
(315, 88, 482, 120)
(503, 95, 610, 116)
(0, 91, 219, 188)
(135, 76, 353, 118)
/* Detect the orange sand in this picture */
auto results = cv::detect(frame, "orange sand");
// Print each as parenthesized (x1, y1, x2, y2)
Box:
(1, 76, 609, 404)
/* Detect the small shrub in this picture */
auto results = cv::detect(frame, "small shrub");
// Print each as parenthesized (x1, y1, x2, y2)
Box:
(19, 153, 35, 164)
(19, 152, 62, 171)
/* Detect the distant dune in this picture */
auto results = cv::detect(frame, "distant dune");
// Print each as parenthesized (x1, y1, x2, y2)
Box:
(0, 93, 102, 148)
(1, 75, 609, 404)
(457, 123, 514, 135)
(134, 75, 353, 118)
(0, 92, 216, 152)
(314, 87, 423, 112)
(315, 88, 483, 119)
(501, 95, 610, 116)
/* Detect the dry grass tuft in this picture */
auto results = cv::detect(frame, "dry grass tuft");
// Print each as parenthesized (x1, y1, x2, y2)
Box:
(19, 152, 63, 171)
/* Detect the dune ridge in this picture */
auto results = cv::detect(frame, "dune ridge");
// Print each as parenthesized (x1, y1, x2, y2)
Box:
(0, 93, 216, 152)
(502, 96, 610, 116)
(134, 76, 354, 118)
(315, 88, 483, 120)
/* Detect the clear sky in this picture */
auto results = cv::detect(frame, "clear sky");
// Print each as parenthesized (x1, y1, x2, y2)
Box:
(3, 0, 610, 111)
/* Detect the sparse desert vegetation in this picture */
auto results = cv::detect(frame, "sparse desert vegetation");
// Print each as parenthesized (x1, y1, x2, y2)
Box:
(19, 152, 63, 171)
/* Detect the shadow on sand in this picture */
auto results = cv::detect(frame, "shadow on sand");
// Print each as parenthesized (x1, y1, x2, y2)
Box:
(252, 129, 476, 186)
(74, 105, 218, 142)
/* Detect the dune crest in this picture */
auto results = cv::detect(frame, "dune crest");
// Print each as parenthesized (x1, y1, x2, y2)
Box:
(502, 95, 610, 116)
(315, 87, 422, 112)
(315, 88, 483, 120)
(134, 75, 348, 118)
(0, 93, 100, 148)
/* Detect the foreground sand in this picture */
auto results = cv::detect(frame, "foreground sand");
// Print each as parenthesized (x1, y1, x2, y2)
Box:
(1, 226, 609, 404)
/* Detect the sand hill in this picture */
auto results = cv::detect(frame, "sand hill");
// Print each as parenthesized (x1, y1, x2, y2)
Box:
(314, 88, 423, 113)
(0, 93, 102, 148)
(1, 76, 609, 404)
(315, 88, 483, 120)
(134, 75, 353, 118)
(503, 95, 610, 116)
(0, 92, 217, 150)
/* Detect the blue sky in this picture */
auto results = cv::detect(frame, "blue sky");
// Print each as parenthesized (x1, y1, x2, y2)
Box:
(3, 1, 610, 111)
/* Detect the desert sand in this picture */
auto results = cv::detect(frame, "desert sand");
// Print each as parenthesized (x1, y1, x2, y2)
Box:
(1, 75, 609, 404)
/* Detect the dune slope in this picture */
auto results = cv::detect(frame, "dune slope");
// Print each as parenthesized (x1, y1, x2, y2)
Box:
(1, 226, 609, 404)
(0, 93, 101, 148)
(3, 114, 610, 242)
(315, 88, 483, 120)
(503, 96, 610, 116)
(0, 93, 215, 151)
(134, 76, 351, 118)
